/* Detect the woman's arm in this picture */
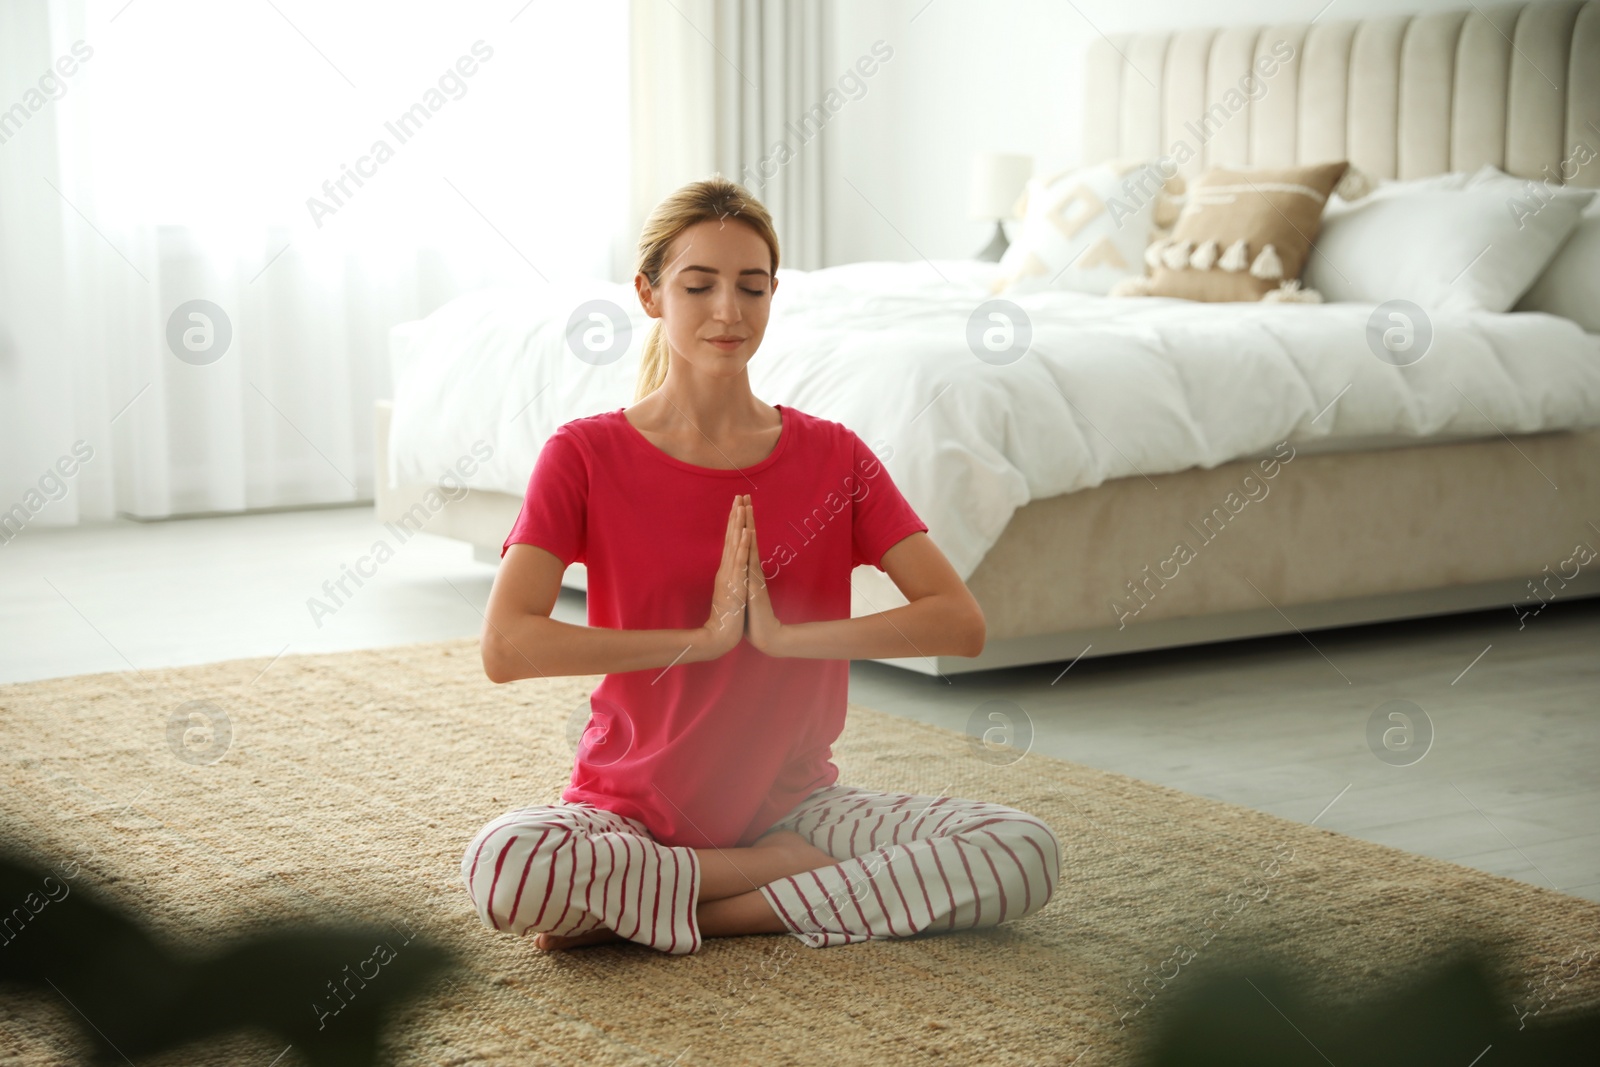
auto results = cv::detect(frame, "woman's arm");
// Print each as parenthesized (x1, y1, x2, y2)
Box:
(479, 545, 705, 682)
(483, 495, 750, 682)
(746, 530, 986, 660)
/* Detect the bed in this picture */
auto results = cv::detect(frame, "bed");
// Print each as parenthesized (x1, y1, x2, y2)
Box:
(376, 0, 1600, 676)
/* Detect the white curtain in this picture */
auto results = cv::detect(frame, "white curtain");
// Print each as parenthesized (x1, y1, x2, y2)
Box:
(630, 0, 828, 272)
(0, 0, 630, 525)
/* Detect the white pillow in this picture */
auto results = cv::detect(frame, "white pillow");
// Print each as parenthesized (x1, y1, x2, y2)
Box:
(1328, 169, 1473, 206)
(1303, 164, 1595, 314)
(1516, 197, 1600, 332)
(991, 159, 1178, 296)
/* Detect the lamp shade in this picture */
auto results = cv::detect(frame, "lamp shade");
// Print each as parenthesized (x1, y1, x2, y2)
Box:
(968, 152, 1034, 221)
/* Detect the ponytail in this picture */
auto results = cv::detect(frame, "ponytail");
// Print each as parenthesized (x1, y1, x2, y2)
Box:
(634, 322, 670, 402)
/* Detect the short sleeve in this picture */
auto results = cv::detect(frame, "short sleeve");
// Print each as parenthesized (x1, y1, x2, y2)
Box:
(502, 423, 588, 564)
(848, 431, 928, 571)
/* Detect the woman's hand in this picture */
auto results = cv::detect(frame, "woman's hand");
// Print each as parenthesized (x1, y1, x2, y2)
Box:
(742, 496, 786, 656)
(688, 494, 751, 663)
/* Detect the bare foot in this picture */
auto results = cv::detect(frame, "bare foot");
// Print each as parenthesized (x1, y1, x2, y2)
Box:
(755, 828, 837, 872)
(533, 926, 625, 951)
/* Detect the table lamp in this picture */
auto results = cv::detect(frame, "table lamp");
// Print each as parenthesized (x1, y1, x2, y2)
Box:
(969, 152, 1033, 261)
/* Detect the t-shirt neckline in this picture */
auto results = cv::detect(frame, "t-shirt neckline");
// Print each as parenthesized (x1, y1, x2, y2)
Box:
(615, 403, 791, 476)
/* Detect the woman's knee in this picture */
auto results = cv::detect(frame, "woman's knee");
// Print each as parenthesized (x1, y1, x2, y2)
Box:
(1011, 812, 1063, 910)
(460, 807, 584, 933)
(967, 809, 1063, 915)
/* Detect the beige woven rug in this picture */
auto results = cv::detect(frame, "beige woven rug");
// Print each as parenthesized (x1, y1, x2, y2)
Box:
(3, 637, 1597, 1066)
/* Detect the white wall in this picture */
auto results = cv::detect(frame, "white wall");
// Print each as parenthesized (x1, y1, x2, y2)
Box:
(819, 0, 1554, 265)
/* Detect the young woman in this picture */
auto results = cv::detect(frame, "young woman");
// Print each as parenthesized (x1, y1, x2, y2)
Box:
(460, 177, 1061, 954)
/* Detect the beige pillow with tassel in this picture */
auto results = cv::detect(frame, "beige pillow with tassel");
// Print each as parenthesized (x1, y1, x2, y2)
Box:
(1119, 161, 1353, 303)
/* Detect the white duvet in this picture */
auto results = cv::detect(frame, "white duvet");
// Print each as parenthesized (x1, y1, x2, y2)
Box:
(387, 259, 1600, 581)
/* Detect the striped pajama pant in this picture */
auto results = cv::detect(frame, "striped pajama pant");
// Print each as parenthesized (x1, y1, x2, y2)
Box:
(459, 783, 1062, 954)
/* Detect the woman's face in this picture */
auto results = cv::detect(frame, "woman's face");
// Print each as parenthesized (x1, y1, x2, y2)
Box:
(635, 218, 778, 381)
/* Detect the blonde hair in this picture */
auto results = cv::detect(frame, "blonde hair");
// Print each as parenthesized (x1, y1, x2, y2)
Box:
(633, 176, 780, 402)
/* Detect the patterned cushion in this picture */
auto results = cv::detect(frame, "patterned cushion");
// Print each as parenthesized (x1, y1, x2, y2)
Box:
(1130, 161, 1350, 303)
(991, 159, 1183, 297)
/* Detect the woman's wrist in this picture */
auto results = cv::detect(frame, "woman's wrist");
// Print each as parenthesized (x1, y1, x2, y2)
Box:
(681, 626, 714, 664)
(684, 623, 743, 664)
(748, 620, 788, 657)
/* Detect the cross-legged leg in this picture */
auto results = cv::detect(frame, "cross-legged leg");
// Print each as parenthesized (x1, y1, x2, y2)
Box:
(461, 803, 704, 954)
(461, 805, 843, 953)
(541, 829, 837, 947)
(754, 784, 1063, 948)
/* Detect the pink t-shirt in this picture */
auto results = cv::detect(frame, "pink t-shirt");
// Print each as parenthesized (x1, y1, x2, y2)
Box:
(502, 404, 928, 849)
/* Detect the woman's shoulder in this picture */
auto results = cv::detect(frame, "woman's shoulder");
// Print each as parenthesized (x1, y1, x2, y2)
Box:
(780, 404, 852, 440)
(548, 408, 629, 446)
(780, 405, 872, 456)
(566, 407, 629, 430)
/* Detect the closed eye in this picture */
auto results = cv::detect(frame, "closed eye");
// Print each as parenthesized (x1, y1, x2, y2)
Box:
(686, 286, 766, 295)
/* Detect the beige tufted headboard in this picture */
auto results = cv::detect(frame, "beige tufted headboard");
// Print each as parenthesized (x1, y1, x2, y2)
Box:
(1081, 1, 1599, 188)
